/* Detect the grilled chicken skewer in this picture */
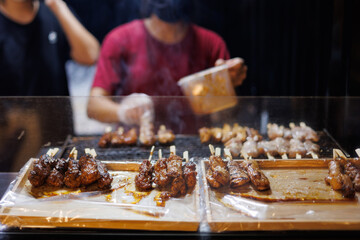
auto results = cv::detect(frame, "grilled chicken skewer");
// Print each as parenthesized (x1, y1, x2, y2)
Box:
(135, 146, 155, 191)
(199, 127, 212, 143)
(224, 148, 250, 188)
(241, 151, 270, 191)
(206, 145, 229, 188)
(325, 149, 355, 198)
(167, 146, 186, 197)
(98, 126, 113, 148)
(157, 125, 175, 144)
(183, 151, 197, 190)
(153, 149, 171, 188)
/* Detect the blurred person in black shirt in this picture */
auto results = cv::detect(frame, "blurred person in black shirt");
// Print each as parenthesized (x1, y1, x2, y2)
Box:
(0, 0, 99, 96)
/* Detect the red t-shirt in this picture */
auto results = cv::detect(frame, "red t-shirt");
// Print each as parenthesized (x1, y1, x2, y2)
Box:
(92, 19, 230, 96)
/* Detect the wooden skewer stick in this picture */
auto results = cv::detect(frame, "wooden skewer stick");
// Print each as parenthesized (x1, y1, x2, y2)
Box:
(158, 149, 162, 159)
(266, 153, 275, 160)
(333, 148, 338, 160)
(148, 146, 155, 161)
(296, 153, 302, 159)
(91, 149, 97, 158)
(224, 148, 232, 161)
(300, 122, 307, 128)
(241, 151, 249, 161)
(105, 126, 112, 133)
(170, 145, 176, 156)
(215, 147, 221, 157)
(117, 127, 124, 135)
(310, 152, 318, 159)
(85, 148, 91, 155)
(48, 148, 59, 157)
(183, 151, 189, 163)
(281, 154, 288, 159)
(335, 149, 347, 160)
(69, 147, 76, 159)
(46, 148, 53, 156)
(209, 144, 215, 156)
(289, 122, 295, 129)
(73, 150, 78, 160)
(355, 148, 360, 158)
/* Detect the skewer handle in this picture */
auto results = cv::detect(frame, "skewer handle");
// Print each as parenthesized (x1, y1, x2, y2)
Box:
(241, 151, 249, 160)
(183, 151, 189, 163)
(267, 153, 275, 160)
(335, 149, 347, 160)
(296, 153, 302, 159)
(170, 145, 176, 156)
(117, 127, 124, 134)
(208, 144, 215, 155)
(356, 148, 360, 158)
(215, 147, 221, 157)
(224, 148, 232, 161)
(289, 122, 295, 129)
(158, 149, 162, 159)
(281, 154, 288, 160)
(300, 122, 306, 128)
(105, 126, 112, 133)
(310, 152, 318, 159)
(91, 149, 97, 158)
(148, 146, 155, 161)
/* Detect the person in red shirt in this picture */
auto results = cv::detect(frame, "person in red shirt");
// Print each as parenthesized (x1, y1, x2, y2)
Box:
(87, 0, 247, 128)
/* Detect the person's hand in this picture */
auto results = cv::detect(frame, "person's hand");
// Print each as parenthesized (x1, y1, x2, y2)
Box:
(116, 93, 154, 125)
(215, 57, 248, 87)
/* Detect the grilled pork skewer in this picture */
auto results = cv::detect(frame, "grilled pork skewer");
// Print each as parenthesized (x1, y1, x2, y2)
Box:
(98, 126, 113, 148)
(28, 148, 59, 187)
(273, 137, 289, 159)
(246, 127, 263, 142)
(224, 133, 243, 157)
(199, 127, 212, 143)
(211, 127, 223, 142)
(123, 128, 138, 145)
(221, 124, 235, 143)
(241, 139, 260, 158)
(153, 149, 171, 188)
(325, 150, 355, 198)
(135, 146, 155, 191)
(183, 151, 197, 190)
(139, 121, 156, 146)
(157, 125, 175, 144)
(241, 151, 270, 191)
(167, 146, 186, 197)
(206, 145, 229, 188)
(257, 140, 277, 160)
(231, 123, 247, 142)
(289, 139, 306, 159)
(224, 148, 250, 188)
(304, 140, 319, 159)
(335, 149, 360, 193)
(267, 123, 284, 140)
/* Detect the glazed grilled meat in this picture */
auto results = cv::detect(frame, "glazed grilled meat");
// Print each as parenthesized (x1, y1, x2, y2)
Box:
(206, 168, 222, 188)
(28, 154, 56, 187)
(199, 127, 212, 143)
(171, 175, 187, 197)
(98, 132, 113, 148)
(110, 130, 124, 146)
(123, 128, 138, 145)
(183, 161, 197, 189)
(135, 160, 153, 191)
(242, 139, 260, 158)
(153, 158, 171, 188)
(167, 155, 183, 178)
(96, 161, 113, 189)
(208, 155, 229, 186)
(46, 169, 64, 187)
(241, 159, 270, 191)
(227, 161, 250, 188)
(289, 139, 307, 158)
(157, 125, 175, 144)
(64, 159, 82, 188)
(267, 123, 284, 140)
(79, 155, 101, 186)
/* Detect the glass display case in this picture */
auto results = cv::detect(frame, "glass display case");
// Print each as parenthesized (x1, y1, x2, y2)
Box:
(0, 96, 359, 238)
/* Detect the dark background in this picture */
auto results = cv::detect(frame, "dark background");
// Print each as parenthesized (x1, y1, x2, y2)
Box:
(65, 0, 360, 96)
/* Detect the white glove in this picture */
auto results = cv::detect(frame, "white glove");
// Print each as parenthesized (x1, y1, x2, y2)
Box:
(117, 93, 154, 125)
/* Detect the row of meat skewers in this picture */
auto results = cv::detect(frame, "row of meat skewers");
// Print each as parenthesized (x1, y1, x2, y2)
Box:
(98, 124, 175, 148)
(206, 145, 270, 191)
(135, 146, 197, 201)
(325, 149, 360, 198)
(200, 122, 320, 159)
(28, 148, 113, 190)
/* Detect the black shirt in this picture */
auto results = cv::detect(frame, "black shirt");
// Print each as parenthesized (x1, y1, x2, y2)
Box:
(0, 2, 70, 96)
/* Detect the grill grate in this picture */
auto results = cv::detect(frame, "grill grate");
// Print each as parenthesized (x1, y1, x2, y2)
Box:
(58, 130, 343, 161)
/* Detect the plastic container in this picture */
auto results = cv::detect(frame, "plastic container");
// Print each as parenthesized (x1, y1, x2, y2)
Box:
(178, 64, 238, 115)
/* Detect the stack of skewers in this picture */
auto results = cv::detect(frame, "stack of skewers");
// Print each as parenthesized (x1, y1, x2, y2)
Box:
(199, 122, 321, 159)
(135, 145, 197, 203)
(98, 124, 175, 148)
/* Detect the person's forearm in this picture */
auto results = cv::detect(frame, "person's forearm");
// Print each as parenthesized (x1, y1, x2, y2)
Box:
(87, 96, 120, 123)
(46, 0, 99, 65)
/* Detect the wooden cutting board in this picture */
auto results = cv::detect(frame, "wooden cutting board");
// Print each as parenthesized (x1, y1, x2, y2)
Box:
(202, 159, 360, 232)
(0, 159, 200, 231)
